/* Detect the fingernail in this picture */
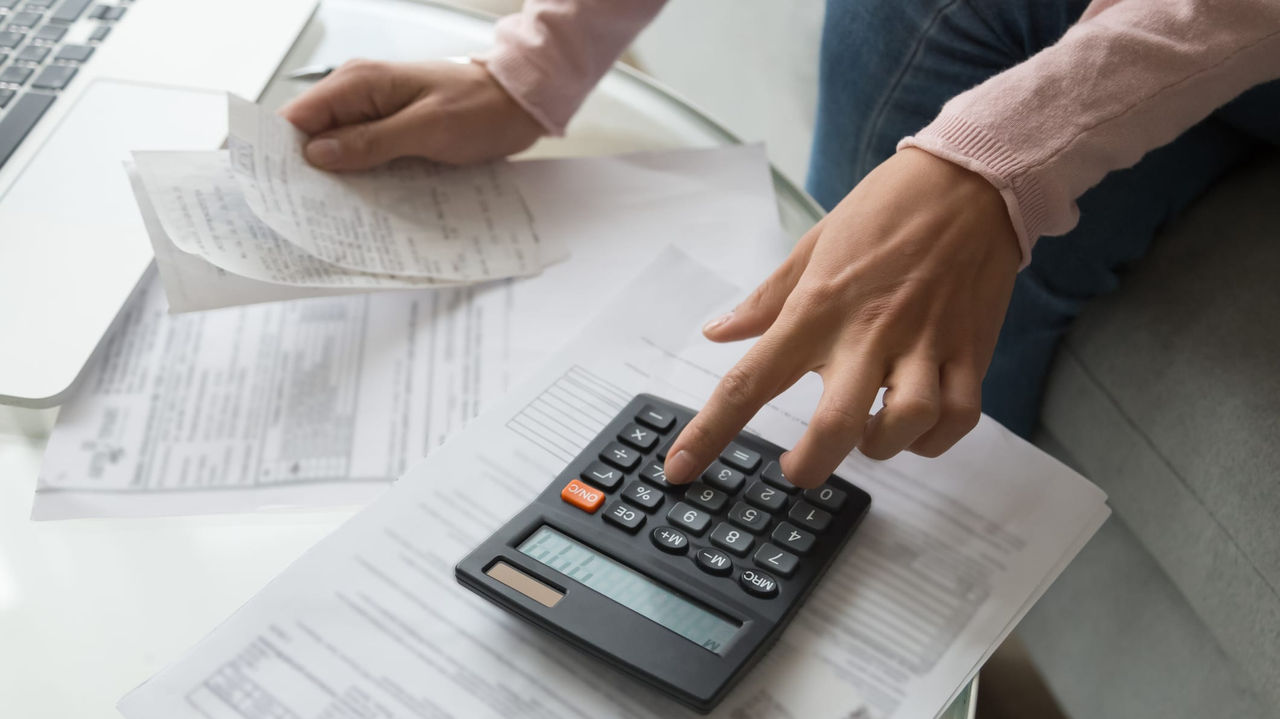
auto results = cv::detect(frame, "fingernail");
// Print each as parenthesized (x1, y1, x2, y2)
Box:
(702, 311, 733, 334)
(306, 138, 341, 167)
(664, 450, 697, 484)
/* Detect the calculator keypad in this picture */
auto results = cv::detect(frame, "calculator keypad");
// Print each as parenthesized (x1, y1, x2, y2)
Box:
(574, 399, 856, 602)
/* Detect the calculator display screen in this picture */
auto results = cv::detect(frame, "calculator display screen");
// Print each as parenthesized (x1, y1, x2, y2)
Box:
(518, 526, 739, 654)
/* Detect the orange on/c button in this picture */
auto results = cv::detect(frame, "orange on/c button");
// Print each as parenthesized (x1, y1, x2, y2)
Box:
(561, 479, 605, 513)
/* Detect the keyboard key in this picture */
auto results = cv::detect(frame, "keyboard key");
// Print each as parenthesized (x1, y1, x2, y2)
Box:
(621, 481, 663, 511)
(602, 500, 645, 534)
(0, 53, 7, 66)
(635, 403, 676, 432)
(0, 32, 23, 49)
(0, 0, 20, 8)
(738, 568, 778, 598)
(743, 480, 787, 512)
(599, 442, 640, 472)
(617, 422, 658, 451)
(719, 442, 761, 473)
(579, 461, 623, 490)
(87, 23, 108, 41)
(49, 0, 91, 23)
(0, 88, 11, 108)
(560, 478, 605, 514)
(16, 44, 48, 62)
(656, 434, 676, 460)
(0, 65, 33, 85)
(9, 11, 41, 27)
(683, 481, 728, 513)
(727, 502, 770, 533)
(753, 544, 799, 578)
(803, 484, 847, 512)
(695, 547, 733, 576)
(31, 63, 74, 89)
(53, 43, 91, 62)
(667, 501, 711, 536)
(709, 522, 754, 557)
(760, 460, 798, 493)
(701, 462, 744, 493)
(771, 521, 816, 555)
(33, 23, 65, 42)
(88, 4, 122, 20)
(0, 90, 54, 167)
(650, 526, 688, 555)
(638, 461, 671, 489)
(787, 502, 832, 532)
(25, 0, 55, 8)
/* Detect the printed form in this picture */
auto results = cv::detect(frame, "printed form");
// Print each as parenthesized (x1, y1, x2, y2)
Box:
(38, 145, 790, 518)
(118, 248, 1109, 719)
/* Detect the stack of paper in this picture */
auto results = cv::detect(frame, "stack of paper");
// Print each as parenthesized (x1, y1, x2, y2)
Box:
(129, 95, 553, 313)
(116, 247, 1109, 719)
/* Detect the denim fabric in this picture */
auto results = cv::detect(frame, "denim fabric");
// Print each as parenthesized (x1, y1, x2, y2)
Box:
(807, 0, 1277, 437)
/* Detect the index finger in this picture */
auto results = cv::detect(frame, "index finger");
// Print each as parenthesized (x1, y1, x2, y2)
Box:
(664, 333, 805, 485)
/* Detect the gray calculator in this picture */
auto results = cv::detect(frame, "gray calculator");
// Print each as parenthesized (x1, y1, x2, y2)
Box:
(455, 394, 871, 713)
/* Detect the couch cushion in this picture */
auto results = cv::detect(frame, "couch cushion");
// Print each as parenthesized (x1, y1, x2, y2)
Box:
(1039, 155, 1280, 709)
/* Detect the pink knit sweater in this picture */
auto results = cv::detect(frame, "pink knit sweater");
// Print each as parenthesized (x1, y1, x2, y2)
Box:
(477, 0, 1280, 266)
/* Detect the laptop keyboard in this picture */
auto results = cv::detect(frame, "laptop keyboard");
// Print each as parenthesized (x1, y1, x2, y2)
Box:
(0, 0, 131, 168)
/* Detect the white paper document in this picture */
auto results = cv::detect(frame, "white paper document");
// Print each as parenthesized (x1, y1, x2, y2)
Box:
(226, 94, 545, 280)
(38, 145, 788, 518)
(118, 248, 1109, 719)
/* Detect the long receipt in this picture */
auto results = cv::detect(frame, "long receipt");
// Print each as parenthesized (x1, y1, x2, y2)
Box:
(118, 247, 1110, 719)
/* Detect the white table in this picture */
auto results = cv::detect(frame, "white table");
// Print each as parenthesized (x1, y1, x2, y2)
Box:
(0, 2, 971, 716)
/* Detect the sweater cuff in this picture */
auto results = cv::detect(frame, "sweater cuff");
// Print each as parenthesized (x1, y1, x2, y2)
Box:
(473, 48, 568, 137)
(898, 112, 1054, 270)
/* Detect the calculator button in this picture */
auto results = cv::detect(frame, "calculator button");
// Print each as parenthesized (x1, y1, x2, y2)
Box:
(743, 480, 787, 512)
(656, 434, 677, 460)
(701, 462, 745, 493)
(719, 443, 761, 473)
(787, 502, 832, 532)
(599, 442, 641, 472)
(636, 404, 676, 432)
(709, 522, 754, 557)
(580, 461, 624, 490)
(771, 522, 816, 554)
(683, 482, 728, 513)
(651, 526, 689, 554)
(561, 479, 605, 514)
(739, 568, 779, 599)
(760, 461, 799, 493)
(621, 481, 664, 511)
(603, 500, 646, 533)
(695, 547, 734, 576)
(803, 484, 847, 512)
(666, 502, 711, 536)
(639, 461, 671, 488)
(727, 502, 770, 533)
(618, 422, 658, 451)
(753, 544, 799, 578)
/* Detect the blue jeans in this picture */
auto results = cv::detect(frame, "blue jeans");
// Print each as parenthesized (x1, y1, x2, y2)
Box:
(807, 0, 1280, 438)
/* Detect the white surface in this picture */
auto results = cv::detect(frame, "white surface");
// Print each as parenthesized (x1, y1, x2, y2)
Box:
(0, 0, 318, 406)
(0, 2, 821, 716)
(117, 247, 1107, 719)
(35, 144, 784, 519)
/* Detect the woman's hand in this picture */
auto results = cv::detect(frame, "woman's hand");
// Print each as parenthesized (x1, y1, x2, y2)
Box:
(280, 59, 544, 170)
(664, 148, 1021, 488)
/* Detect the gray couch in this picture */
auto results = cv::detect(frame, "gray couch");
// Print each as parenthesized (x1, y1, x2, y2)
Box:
(1018, 155, 1280, 718)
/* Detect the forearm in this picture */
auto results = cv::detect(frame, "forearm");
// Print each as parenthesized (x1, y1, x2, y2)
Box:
(899, 0, 1280, 267)
(475, 0, 668, 136)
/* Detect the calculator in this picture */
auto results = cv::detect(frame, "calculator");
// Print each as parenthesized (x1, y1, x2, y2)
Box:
(455, 394, 871, 713)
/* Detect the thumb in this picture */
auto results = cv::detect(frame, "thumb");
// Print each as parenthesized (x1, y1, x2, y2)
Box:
(703, 220, 822, 342)
(303, 112, 422, 171)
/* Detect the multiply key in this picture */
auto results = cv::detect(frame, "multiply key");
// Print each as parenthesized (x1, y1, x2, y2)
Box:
(618, 422, 658, 451)
(600, 442, 641, 472)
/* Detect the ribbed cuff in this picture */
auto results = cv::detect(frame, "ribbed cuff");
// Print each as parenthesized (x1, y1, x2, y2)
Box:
(473, 48, 569, 137)
(898, 112, 1052, 270)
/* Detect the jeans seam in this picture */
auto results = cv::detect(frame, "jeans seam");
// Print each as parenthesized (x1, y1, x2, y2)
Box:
(856, 0, 965, 179)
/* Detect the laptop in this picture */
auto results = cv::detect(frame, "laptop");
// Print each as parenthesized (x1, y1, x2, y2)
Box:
(0, 0, 317, 406)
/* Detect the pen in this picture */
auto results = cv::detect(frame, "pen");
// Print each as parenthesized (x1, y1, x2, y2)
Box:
(285, 56, 471, 82)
